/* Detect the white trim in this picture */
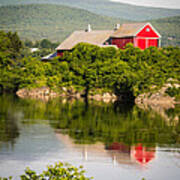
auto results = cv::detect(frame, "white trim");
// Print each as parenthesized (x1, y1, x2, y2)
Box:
(147, 23, 161, 38)
(134, 22, 161, 38)
(136, 37, 160, 39)
(158, 39, 161, 48)
(134, 23, 148, 36)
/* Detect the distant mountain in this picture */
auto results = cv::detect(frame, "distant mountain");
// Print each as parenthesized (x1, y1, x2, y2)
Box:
(0, 4, 125, 42)
(151, 16, 180, 46)
(0, 4, 179, 46)
(0, 0, 180, 21)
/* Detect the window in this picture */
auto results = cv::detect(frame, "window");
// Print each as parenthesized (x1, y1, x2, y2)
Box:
(146, 28, 150, 32)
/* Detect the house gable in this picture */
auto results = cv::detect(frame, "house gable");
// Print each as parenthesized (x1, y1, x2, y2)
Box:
(135, 23, 161, 38)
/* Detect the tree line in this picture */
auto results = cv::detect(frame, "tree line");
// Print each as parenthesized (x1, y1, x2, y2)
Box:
(0, 31, 180, 99)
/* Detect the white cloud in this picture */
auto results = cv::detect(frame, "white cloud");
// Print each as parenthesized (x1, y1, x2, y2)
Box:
(110, 0, 180, 9)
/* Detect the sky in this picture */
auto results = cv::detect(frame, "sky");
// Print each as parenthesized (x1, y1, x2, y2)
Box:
(110, 0, 180, 9)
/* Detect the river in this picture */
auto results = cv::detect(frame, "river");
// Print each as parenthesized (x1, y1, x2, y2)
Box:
(0, 95, 180, 180)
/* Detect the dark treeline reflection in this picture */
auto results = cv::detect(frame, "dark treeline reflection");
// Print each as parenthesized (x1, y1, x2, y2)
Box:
(0, 95, 20, 148)
(0, 95, 180, 148)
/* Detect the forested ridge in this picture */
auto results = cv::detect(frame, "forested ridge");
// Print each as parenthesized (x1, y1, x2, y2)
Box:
(0, 4, 179, 46)
(0, 0, 180, 20)
(0, 4, 123, 42)
(0, 31, 179, 100)
(151, 16, 180, 46)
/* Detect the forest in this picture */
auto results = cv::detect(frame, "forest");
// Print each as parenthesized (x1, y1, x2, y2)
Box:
(0, 31, 180, 100)
(0, 4, 122, 42)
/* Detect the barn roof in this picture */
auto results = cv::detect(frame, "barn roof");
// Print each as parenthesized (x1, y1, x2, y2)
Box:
(56, 22, 161, 50)
(56, 30, 113, 50)
(111, 22, 147, 38)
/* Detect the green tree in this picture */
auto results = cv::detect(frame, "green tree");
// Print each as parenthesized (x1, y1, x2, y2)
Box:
(40, 39, 52, 49)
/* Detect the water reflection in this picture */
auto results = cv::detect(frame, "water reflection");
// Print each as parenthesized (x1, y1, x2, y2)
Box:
(55, 132, 156, 167)
(137, 102, 180, 126)
(0, 95, 180, 148)
(0, 95, 19, 149)
(0, 95, 180, 179)
(49, 100, 180, 147)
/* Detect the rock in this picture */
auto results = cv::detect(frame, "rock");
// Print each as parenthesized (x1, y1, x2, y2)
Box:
(75, 93, 81, 99)
(16, 87, 59, 100)
(135, 84, 177, 109)
(89, 92, 117, 102)
(90, 94, 102, 101)
(62, 87, 67, 92)
(16, 87, 119, 103)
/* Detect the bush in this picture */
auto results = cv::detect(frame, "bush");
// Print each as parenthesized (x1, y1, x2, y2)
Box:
(166, 87, 180, 100)
(0, 162, 92, 180)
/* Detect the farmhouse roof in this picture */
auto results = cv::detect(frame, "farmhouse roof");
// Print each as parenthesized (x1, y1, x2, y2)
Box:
(111, 22, 147, 38)
(56, 22, 160, 51)
(56, 30, 113, 50)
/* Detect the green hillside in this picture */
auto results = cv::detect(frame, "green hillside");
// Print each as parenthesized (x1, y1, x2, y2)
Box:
(0, 4, 125, 42)
(0, 4, 179, 46)
(151, 16, 180, 46)
(0, 0, 180, 21)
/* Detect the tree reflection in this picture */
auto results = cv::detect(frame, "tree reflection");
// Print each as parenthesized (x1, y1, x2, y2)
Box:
(0, 95, 19, 148)
(48, 99, 180, 147)
(0, 95, 179, 151)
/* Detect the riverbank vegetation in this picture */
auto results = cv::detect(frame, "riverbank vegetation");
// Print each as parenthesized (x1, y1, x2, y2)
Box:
(0, 161, 91, 180)
(0, 31, 180, 100)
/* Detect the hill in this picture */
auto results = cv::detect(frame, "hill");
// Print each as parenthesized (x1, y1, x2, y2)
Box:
(0, 4, 179, 46)
(151, 16, 180, 46)
(0, 0, 180, 21)
(0, 4, 126, 42)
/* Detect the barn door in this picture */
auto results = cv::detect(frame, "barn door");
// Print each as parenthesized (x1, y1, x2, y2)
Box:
(148, 39, 158, 47)
(137, 38, 146, 50)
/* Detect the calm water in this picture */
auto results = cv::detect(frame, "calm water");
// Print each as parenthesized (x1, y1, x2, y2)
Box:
(0, 95, 180, 180)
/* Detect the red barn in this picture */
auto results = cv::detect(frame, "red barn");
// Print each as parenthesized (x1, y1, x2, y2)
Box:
(111, 22, 161, 50)
(56, 22, 161, 56)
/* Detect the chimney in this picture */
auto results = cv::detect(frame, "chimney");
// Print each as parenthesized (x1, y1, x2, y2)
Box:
(85, 24, 92, 32)
(114, 23, 120, 31)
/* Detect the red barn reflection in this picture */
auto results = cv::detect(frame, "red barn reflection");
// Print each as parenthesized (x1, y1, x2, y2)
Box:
(107, 142, 156, 166)
(131, 144, 155, 165)
(108, 142, 130, 153)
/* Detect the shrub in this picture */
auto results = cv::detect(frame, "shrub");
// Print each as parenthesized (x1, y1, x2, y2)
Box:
(0, 162, 92, 180)
(166, 87, 180, 100)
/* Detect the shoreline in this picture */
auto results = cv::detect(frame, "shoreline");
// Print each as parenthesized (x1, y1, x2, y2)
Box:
(15, 85, 179, 107)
